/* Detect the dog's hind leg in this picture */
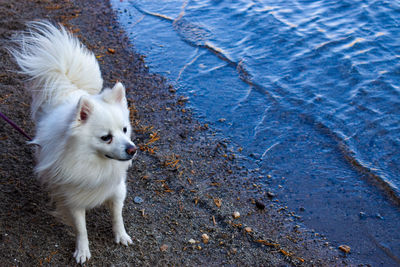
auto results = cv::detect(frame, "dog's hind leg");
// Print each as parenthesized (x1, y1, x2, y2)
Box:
(68, 208, 91, 264)
(109, 181, 132, 246)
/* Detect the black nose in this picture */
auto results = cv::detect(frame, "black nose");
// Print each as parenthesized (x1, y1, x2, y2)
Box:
(126, 144, 137, 156)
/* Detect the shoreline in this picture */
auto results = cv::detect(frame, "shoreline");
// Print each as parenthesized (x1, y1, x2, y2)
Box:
(0, 0, 356, 265)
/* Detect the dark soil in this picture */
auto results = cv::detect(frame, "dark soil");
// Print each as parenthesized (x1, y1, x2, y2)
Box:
(0, 0, 358, 266)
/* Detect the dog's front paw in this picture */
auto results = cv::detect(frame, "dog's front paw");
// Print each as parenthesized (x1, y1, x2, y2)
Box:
(74, 247, 91, 264)
(115, 231, 133, 246)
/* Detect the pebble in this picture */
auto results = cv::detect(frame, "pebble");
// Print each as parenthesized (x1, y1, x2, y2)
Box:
(201, 234, 209, 244)
(188, 238, 196, 244)
(244, 227, 252, 233)
(338, 245, 351, 253)
(134, 196, 144, 204)
(232, 211, 240, 219)
(267, 191, 276, 198)
(359, 212, 367, 219)
(255, 200, 265, 210)
(160, 244, 168, 252)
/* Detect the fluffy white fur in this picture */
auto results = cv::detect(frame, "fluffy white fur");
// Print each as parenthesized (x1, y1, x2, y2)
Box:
(12, 21, 137, 264)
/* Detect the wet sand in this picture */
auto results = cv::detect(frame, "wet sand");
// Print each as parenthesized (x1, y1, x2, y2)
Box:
(0, 0, 357, 265)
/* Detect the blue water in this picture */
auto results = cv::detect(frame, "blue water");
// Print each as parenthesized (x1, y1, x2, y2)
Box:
(111, 0, 400, 265)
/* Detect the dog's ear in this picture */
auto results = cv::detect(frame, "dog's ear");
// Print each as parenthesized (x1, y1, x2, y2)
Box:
(103, 82, 127, 105)
(76, 96, 93, 123)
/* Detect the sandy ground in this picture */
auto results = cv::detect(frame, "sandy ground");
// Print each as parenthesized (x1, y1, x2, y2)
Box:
(0, 0, 358, 266)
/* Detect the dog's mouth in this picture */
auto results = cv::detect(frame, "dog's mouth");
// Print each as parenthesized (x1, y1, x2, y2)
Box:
(105, 151, 138, 161)
(105, 154, 133, 161)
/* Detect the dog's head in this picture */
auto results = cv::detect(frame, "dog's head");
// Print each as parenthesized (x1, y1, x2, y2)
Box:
(72, 82, 137, 162)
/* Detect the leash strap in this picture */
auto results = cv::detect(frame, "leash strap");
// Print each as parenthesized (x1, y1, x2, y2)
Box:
(0, 110, 32, 141)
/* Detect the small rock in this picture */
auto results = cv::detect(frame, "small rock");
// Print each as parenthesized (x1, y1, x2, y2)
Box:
(188, 238, 196, 244)
(267, 191, 276, 198)
(359, 212, 367, 219)
(160, 244, 168, 252)
(375, 213, 384, 220)
(338, 245, 351, 253)
(202, 234, 209, 244)
(244, 227, 252, 233)
(255, 200, 265, 210)
(232, 211, 240, 219)
(134, 196, 143, 204)
(179, 132, 186, 139)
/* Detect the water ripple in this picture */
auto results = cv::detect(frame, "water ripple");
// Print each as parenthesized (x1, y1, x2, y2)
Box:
(130, 0, 400, 204)
(112, 0, 400, 264)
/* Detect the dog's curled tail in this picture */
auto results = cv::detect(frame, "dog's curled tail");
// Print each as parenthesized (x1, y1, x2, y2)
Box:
(11, 21, 103, 118)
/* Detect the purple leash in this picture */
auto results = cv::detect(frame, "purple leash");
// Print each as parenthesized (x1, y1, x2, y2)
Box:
(0, 110, 32, 141)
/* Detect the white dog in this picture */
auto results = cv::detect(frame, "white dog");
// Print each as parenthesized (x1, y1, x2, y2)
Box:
(12, 21, 136, 264)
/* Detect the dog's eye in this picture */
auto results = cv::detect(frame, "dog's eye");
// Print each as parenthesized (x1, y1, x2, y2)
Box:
(123, 127, 127, 133)
(100, 134, 113, 142)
